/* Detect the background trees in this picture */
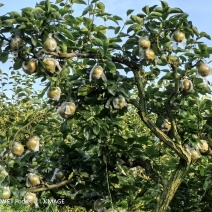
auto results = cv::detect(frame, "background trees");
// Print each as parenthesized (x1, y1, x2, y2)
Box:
(0, 0, 212, 211)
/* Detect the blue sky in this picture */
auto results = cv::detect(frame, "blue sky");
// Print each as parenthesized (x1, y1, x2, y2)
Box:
(0, 0, 212, 39)
(0, 0, 212, 52)
(0, 0, 212, 92)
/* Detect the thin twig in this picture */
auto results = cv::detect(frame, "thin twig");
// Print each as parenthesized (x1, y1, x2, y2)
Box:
(28, 178, 72, 192)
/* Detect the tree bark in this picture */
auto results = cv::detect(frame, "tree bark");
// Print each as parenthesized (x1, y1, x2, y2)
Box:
(155, 159, 190, 212)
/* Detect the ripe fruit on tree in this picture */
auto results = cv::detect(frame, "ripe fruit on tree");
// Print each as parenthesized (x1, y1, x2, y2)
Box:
(198, 140, 209, 153)
(180, 78, 193, 92)
(0, 169, 8, 178)
(43, 58, 57, 72)
(93, 66, 103, 79)
(22, 59, 36, 75)
(190, 149, 201, 160)
(0, 187, 11, 199)
(172, 30, 185, 43)
(58, 102, 76, 119)
(10, 36, 23, 51)
(89, 65, 107, 82)
(26, 136, 40, 152)
(138, 37, 151, 49)
(112, 95, 127, 109)
(44, 34, 57, 52)
(197, 61, 211, 77)
(144, 49, 155, 61)
(24, 192, 37, 205)
(163, 119, 171, 132)
(27, 173, 40, 187)
(47, 86, 61, 101)
(11, 142, 24, 157)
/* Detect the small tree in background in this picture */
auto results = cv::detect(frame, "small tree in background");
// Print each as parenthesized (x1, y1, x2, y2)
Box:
(0, 0, 212, 211)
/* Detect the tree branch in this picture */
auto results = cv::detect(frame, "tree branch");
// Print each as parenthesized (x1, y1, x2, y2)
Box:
(28, 179, 72, 192)
(130, 69, 191, 164)
(166, 66, 182, 144)
(44, 50, 140, 70)
(44, 50, 95, 59)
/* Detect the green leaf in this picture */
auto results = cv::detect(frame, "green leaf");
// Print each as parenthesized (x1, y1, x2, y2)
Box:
(93, 124, 100, 135)
(113, 15, 123, 21)
(83, 17, 92, 26)
(118, 87, 130, 99)
(192, 26, 199, 36)
(56, 0, 63, 3)
(127, 9, 134, 16)
(13, 60, 22, 70)
(83, 126, 93, 140)
(200, 32, 211, 40)
(0, 3, 4, 7)
(31, 37, 37, 46)
(91, 0, 99, 3)
(45, 0, 51, 13)
(154, 7, 163, 13)
(168, 8, 183, 14)
(68, 172, 74, 179)
(199, 166, 205, 176)
(77, 85, 95, 96)
(60, 28, 74, 40)
(105, 61, 116, 75)
(149, 12, 163, 18)
(73, 0, 87, 4)
(198, 43, 207, 51)
(161, 1, 169, 8)
(60, 121, 67, 133)
(149, 5, 158, 13)
(96, 2, 105, 11)
(142, 6, 149, 15)
(16, 17, 29, 22)
(207, 47, 212, 54)
(82, 4, 92, 16)
(114, 26, 121, 34)
(93, 37, 103, 46)
(127, 23, 141, 34)
(0, 52, 8, 63)
(9, 11, 21, 18)
(131, 15, 143, 24)
(22, 10, 34, 19)
(203, 178, 210, 191)
(109, 43, 121, 50)
(136, 136, 148, 144)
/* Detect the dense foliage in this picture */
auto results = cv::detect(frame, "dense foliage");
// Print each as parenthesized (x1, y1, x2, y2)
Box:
(0, 0, 212, 211)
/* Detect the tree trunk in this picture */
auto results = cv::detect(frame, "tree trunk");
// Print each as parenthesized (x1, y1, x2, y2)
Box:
(155, 159, 190, 212)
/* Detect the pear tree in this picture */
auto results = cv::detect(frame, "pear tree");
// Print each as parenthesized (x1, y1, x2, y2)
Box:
(0, 0, 212, 211)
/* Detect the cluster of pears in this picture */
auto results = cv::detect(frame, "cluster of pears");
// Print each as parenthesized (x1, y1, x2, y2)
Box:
(46, 64, 109, 118)
(11, 136, 40, 157)
(10, 34, 60, 75)
(0, 136, 40, 200)
(138, 36, 155, 61)
(46, 86, 77, 119)
(186, 140, 209, 161)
